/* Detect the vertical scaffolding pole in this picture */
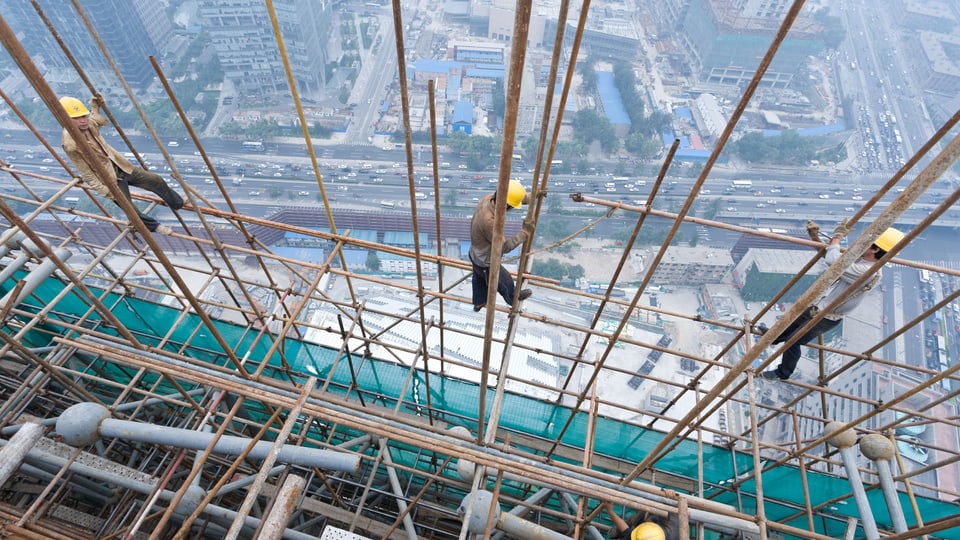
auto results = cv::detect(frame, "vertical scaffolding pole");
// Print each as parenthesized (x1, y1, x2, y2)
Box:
(824, 422, 879, 540)
(859, 434, 908, 534)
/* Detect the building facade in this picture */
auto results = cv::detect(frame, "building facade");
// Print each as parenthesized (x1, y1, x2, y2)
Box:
(198, 0, 331, 97)
(3, 0, 166, 89)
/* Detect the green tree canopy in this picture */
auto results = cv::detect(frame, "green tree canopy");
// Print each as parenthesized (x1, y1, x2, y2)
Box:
(365, 251, 381, 272)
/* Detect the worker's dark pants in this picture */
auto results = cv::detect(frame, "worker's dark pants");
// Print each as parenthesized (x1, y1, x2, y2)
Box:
(114, 167, 183, 232)
(770, 308, 841, 378)
(470, 255, 517, 308)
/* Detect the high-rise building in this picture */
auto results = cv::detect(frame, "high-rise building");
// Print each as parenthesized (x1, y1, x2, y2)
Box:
(678, 0, 826, 88)
(1, 0, 165, 90)
(198, 0, 331, 97)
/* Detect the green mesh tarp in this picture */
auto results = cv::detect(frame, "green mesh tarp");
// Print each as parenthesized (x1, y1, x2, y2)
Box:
(9, 275, 959, 539)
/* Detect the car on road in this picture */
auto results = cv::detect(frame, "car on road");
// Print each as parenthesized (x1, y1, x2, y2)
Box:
(298, 190, 310, 196)
(249, 191, 261, 196)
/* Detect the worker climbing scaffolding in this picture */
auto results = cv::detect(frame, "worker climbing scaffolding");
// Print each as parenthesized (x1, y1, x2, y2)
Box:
(60, 94, 185, 235)
(469, 179, 535, 311)
(760, 219, 906, 381)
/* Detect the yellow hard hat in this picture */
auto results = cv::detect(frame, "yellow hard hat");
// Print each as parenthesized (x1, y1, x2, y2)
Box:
(506, 180, 526, 208)
(630, 522, 665, 540)
(59, 96, 89, 118)
(874, 227, 904, 252)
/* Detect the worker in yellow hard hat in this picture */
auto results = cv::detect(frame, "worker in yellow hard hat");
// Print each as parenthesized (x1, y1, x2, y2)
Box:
(59, 94, 184, 235)
(468, 179, 534, 312)
(601, 502, 676, 540)
(761, 220, 906, 381)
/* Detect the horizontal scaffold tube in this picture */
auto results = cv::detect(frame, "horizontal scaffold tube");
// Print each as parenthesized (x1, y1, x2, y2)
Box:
(56, 402, 360, 472)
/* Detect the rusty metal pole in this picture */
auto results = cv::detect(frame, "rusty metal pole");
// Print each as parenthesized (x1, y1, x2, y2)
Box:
(260, 474, 308, 540)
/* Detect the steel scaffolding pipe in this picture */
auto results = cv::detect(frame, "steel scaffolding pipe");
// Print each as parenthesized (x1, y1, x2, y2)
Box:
(824, 422, 880, 540)
(0, 422, 45, 487)
(559, 493, 605, 540)
(452, 427, 750, 537)
(380, 437, 420, 540)
(460, 490, 572, 540)
(77, 336, 764, 536)
(0, 238, 35, 288)
(260, 474, 308, 540)
(1, 386, 207, 437)
(55, 402, 360, 472)
(490, 484, 554, 540)
(0, 245, 72, 309)
(859, 434, 908, 534)
(0, 230, 26, 259)
(12, 441, 317, 540)
(17, 461, 116, 504)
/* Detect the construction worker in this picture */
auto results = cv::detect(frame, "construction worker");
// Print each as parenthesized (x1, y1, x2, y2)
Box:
(602, 501, 675, 540)
(60, 95, 184, 235)
(761, 221, 905, 380)
(469, 180, 534, 311)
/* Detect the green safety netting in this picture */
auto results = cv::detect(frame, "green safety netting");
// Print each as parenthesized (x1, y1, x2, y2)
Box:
(7, 275, 959, 539)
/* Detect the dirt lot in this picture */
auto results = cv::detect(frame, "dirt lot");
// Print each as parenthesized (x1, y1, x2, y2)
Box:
(536, 238, 645, 283)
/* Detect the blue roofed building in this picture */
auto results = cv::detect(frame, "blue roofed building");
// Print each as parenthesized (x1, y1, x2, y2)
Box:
(347, 230, 380, 244)
(451, 101, 473, 134)
(383, 231, 431, 249)
(412, 59, 464, 88)
(272, 246, 326, 263)
(285, 228, 331, 247)
(451, 41, 505, 64)
(340, 248, 371, 272)
(596, 71, 632, 137)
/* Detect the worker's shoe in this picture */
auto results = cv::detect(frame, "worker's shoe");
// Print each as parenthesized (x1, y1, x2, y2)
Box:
(168, 193, 185, 211)
(761, 370, 787, 381)
(756, 323, 769, 335)
(154, 225, 173, 235)
(518, 289, 532, 301)
(473, 304, 483, 312)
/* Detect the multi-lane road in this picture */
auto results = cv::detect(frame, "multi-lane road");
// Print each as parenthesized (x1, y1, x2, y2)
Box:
(3, 129, 958, 231)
